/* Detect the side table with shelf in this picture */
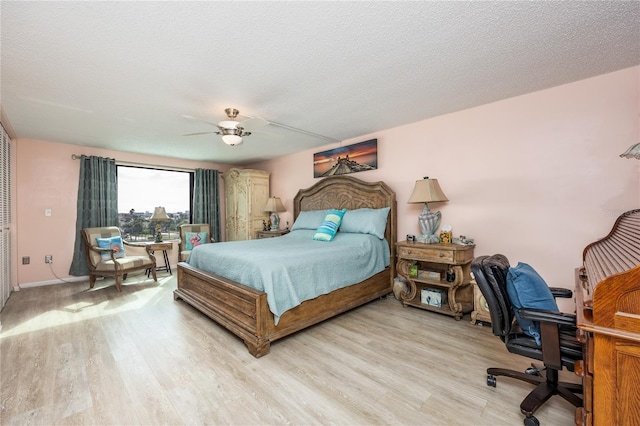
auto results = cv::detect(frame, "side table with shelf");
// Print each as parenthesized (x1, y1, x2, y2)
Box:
(470, 281, 492, 325)
(130, 241, 174, 275)
(396, 241, 475, 320)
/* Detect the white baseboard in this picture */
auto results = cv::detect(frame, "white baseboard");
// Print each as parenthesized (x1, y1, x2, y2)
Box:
(18, 267, 176, 290)
(19, 275, 89, 289)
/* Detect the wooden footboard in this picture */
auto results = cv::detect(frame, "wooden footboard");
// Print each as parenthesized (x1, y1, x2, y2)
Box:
(174, 261, 271, 356)
(174, 261, 392, 357)
(174, 175, 397, 357)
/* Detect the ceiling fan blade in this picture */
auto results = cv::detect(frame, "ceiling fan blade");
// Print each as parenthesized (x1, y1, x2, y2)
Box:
(184, 108, 336, 144)
(182, 131, 219, 136)
(182, 115, 219, 127)
(239, 116, 270, 131)
(265, 120, 340, 142)
(252, 130, 282, 140)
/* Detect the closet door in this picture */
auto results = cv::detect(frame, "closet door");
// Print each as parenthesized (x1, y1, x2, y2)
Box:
(0, 124, 11, 310)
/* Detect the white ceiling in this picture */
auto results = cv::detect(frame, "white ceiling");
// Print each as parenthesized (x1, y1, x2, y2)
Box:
(2, 1, 639, 165)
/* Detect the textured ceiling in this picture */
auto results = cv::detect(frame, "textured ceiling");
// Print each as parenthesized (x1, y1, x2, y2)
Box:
(2, 1, 639, 165)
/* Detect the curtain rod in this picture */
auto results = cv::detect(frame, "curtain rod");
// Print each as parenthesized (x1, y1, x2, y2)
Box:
(71, 154, 201, 173)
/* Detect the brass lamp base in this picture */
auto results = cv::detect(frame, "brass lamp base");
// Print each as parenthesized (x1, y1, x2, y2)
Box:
(155, 224, 163, 242)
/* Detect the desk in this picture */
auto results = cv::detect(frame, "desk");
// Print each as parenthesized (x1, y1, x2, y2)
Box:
(575, 266, 640, 425)
(132, 241, 173, 275)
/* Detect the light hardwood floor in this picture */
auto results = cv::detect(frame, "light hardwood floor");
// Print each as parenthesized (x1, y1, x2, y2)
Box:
(1, 272, 579, 425)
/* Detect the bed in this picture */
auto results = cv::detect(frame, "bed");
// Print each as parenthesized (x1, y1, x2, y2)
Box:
(174, 175, 397, 357)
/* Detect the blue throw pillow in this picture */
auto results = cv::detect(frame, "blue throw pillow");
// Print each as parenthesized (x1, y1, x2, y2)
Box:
(313, 208, 347, 241)
(96, 236, 126, 260)
(185, 231, 208, 250)
(506, 262, 558, 345)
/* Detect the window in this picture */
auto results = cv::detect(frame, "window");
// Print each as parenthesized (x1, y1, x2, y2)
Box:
(117, 166, 192, 241)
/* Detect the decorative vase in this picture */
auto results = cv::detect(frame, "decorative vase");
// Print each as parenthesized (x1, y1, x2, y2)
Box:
(393, 277, 409, 300)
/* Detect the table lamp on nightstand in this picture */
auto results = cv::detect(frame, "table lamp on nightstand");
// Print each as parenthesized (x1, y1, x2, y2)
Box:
(407, 177, 449, 244)
(264, 197, 286, 231)
(150, 206, 170, 242)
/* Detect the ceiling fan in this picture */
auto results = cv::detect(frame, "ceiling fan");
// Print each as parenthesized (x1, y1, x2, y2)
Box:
(183, 108, 340, 146)
(183, 108, 268, 146)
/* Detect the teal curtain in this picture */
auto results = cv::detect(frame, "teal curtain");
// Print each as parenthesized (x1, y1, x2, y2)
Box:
(68, 155, 118, 276)
(192, 169, 221, 242)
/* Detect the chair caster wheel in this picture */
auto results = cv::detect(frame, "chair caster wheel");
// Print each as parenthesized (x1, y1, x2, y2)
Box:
(523, 416, 539, 426)
(487, 375, 497, 387)
(525, 367, 539, 375)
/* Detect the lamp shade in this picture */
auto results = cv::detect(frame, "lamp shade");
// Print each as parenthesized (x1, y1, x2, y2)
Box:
(407, 178, 449, 204)
(150, 206, 170, 221)
(264, 197, 286, 213)
(620, 143, 640, 159)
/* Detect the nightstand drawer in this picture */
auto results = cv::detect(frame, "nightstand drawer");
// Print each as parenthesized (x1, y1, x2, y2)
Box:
(397, 246, 454, 263)
(257, 230, 290, 239)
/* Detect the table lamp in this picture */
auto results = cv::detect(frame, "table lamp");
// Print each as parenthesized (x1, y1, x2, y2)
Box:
(263, 197, 286, 231)
(407, 177, 449, 243)
(150, 206, 170, 242)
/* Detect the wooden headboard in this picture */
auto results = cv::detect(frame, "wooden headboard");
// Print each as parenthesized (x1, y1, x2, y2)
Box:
(293, 175, 397, 281)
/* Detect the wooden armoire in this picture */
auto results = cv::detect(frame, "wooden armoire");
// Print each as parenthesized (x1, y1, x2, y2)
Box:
(223, 168, 270, 241)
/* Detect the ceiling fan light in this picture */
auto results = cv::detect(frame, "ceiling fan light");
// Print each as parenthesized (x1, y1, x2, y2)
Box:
(222, 134, 243, 146)
(218, 120, 239, 129)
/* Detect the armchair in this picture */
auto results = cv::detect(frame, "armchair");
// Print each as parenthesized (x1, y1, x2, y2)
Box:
(470, 254, 583, 426)
(178, 224, 214, 261)
(81, 226, 157, 291)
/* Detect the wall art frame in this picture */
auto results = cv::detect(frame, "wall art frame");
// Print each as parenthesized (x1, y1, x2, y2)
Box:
(313, 138, 377, 178)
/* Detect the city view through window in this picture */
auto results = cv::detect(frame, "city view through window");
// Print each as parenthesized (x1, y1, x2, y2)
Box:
(117, 166, 191, 241)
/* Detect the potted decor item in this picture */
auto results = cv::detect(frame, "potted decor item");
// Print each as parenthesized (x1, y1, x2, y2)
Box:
(393, 277, 409, 300)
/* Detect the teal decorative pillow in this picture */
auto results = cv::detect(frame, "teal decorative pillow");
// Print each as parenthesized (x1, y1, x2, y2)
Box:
(507, 262, 559, 345)
(340, 207, 390, 239)
(313, 209, 347, 242)
(96, 236, 125, 260)
(185, 231, 208, 250)
(291, 210, 327, 231)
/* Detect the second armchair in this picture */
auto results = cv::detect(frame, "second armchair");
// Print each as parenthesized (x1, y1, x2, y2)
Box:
(178, 223, 215, 261)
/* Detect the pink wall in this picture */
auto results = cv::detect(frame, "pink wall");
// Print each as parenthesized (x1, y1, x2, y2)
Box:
(252, 67, 640, 311)
(15, 140, 231, 285)
(12, 66, 640, 306)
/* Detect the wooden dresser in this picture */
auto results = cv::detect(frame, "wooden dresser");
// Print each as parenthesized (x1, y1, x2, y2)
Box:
(223, 168, 270, 241)
(574, 210, 640, 425)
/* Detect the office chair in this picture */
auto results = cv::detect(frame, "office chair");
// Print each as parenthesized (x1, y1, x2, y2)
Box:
(470, 254, 583, 426)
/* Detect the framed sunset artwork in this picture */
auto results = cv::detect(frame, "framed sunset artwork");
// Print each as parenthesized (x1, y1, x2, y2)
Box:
(313, 138, 378, 178)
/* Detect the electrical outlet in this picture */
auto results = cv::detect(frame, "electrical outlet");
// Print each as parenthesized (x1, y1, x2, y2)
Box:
(45, 255, 53, 264)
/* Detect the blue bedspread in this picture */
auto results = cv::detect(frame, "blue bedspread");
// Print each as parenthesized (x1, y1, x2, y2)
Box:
(187, 230, 390, 324)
